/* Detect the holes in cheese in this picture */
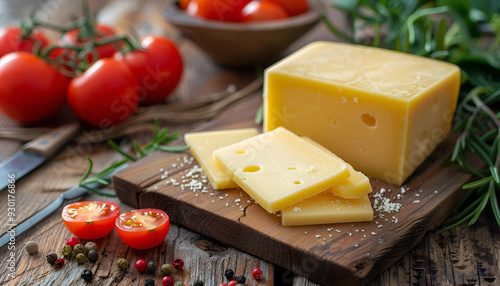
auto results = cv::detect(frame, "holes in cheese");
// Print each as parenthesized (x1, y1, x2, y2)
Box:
(184, 128, 259, 190)
(361, 113, 376, 127)
(213, 127, 350, 213)
(243, 166, 261, 172)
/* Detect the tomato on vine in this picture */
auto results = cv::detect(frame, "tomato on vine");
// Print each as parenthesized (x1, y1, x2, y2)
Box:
(0, 52, 68, 124)
(59, 24, 119, 63)
(66, 58, 138, 127)
(0, 26, 49, 58)
(115, 35, 183, 105)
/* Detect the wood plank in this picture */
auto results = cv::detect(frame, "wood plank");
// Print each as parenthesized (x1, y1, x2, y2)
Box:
(112, 89, 481, 285)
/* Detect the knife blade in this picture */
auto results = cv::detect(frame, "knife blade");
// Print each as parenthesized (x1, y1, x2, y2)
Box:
(0, 163, 128, 249)
(0, 122, 81, 191)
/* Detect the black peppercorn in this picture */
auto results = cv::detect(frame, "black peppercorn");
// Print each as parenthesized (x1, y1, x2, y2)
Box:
(144, 279, 155, 286)
(88, 250, 98, 262)
(235, 276, 246, 284)
(81, 270, 92, 282)
(194, 281, 203, 286)
(224, 268, 234, 280)
(146, 261, 156, 274)
(46, 253, 58, 265)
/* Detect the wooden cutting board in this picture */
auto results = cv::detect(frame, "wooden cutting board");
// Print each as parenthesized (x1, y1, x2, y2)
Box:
(112, 93, 478, 286)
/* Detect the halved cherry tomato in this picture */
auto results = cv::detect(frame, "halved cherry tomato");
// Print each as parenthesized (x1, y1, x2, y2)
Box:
(0, 26, 49, 58)
(268, 0, 308, 16)
(187, 0, 252, 22)
(62, 201, 120, 240)
(0, 52, 68, 124)
(115, 208, 170, 249)
(115, 35, 183, 105)
(241, 0, 289, 22)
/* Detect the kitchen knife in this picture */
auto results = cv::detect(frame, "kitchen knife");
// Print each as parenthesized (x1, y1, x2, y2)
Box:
(0, 122, 81, 191)
(0, 163, 128, 249)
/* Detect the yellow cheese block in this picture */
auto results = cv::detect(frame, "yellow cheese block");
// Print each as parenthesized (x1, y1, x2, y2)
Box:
(264, 41, 461, 185)
(302, 137, 372, 199)
(281, 191, 373, 226)
(213, 127, 349, 213)
(184, 128, 259, 189)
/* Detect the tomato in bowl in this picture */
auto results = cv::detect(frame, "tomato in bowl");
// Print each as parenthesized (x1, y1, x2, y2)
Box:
(62, 201, 120, 240)
(115, 208, 170, 249)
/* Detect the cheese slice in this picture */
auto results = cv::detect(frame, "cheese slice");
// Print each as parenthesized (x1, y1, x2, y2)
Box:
(281, 191, 373, 226)
(184, 128, 259, 189)
(302, 137, 372, 199)
(264, 41, 461, 185)
(213, 127, 349, 213)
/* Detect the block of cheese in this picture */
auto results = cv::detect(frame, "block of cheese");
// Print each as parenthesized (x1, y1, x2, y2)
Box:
(213, 127, 350, 213)
(281, 191, 373, 226)
(184, 128, 259, 189)
(302, 137, 372, 199)
(264, 41, 461, 185)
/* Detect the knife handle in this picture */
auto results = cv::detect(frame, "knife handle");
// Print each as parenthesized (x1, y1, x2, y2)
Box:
(23, 122, 81, 158)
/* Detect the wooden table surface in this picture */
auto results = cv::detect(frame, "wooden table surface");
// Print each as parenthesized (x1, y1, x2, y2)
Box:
(0, 1, 499, 285)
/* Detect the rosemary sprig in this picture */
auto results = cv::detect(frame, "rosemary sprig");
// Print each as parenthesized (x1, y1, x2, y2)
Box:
(78, 119, 190, 196)
(326, 0, 500, 231)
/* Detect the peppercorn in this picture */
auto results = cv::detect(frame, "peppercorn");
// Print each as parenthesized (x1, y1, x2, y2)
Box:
(173, 258, 184, 270)
(117, 258, 128, 270)
(146, 261, 156, 274)
(66, 237, 80, 248)
(54, 258, 64, 268)
(161, 263, 173, 276)
(25, 241, 38, 255)
(73, 244, 85, 255)
(84, 241, 97, 252)
(162, 276, 175, 286)
(135, 259, 147, 272)
(145, 279, 155, 286)
(194, 281, 203, 286)
(88, 250, 98, 262)
(252, 268, 263, 280)
(235, 276, 246, 284)
(46, 253, 58, 265)
(224, 269, 234, 280)
(76, 253, 87, 264)
(228, 281, 238, 286)
(61, 245, 73, 256)
(81, 270, 92, 282)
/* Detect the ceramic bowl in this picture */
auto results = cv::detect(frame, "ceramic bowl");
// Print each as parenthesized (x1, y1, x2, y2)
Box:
(163, 0, 323, 67)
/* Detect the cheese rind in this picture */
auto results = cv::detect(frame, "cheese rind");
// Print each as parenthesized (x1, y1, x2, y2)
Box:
(184, 128, 259, 189)
(302, 137, 372, 199)
(213, 127, 350, 213)
(281, 192, 373, 226)
(264, 41, 461, 185)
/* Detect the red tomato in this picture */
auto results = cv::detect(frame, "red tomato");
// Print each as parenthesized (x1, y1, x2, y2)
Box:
(62, 201, 120, 240)
(115, 35, 183, 105)
(67, 58, 138, 127)
(241, 0, 289, 22)
(0, 52, 67, 124)
(115, 208, 170, 249)
(187, 0, 252, 22)
(59, 24, 118, 63)
(0, 26, 49, 58)
(268, 0, 308, 16)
